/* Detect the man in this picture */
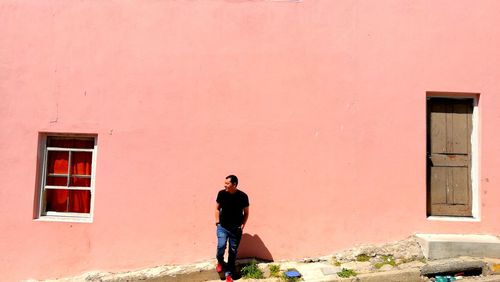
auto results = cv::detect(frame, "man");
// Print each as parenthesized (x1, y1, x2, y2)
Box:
(215, 175, 250, 282)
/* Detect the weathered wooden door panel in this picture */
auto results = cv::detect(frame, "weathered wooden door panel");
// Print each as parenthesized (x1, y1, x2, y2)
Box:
(452, 167, 469, 204)
(430, 166, 447, 204)
(430, 103, 448, 154)
(427, 98, 473, 217)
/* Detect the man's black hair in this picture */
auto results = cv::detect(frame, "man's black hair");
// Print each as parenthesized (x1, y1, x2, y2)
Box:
(226, 175, 238, 186)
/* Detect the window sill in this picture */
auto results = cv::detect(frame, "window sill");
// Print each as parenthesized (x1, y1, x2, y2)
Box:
(427, 216, 480, 222)
(34, 216, 93, 223)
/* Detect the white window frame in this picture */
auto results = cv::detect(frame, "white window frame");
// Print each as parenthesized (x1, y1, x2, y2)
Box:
(35, 134, 97, 223)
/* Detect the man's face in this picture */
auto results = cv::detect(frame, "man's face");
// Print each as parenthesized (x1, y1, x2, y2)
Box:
(224, 178, 236, 190)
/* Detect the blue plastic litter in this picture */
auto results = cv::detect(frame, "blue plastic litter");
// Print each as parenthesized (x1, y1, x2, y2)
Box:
(284, 270, 301, 278)
(435, 276, 456, 282)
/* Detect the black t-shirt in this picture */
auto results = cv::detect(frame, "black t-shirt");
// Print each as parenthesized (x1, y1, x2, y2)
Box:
(216, 189, 249, 229)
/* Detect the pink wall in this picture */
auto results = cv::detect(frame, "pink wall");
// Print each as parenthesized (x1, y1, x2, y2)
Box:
(1, 1, 500, 280)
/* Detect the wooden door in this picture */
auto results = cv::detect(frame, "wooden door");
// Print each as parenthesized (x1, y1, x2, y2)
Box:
(427, 98, 473, 217)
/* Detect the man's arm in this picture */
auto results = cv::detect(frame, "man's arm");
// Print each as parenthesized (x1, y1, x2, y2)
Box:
(215, 203, 221, 225)
(241, 206, 249, 230)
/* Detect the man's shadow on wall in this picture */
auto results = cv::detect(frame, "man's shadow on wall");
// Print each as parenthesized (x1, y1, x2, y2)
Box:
(237, 233, 273, 261)
(217, 233, 273, 280)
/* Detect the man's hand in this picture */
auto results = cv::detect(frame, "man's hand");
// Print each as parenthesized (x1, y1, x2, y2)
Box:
(215, 203, 221, 227)
(241, 206, 249, 231)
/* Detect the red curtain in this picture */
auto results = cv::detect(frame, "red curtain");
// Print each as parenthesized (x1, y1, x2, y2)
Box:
(69, 152, 92, 213)
(46, 151, 69, 212)
(45, 139, 92, 214)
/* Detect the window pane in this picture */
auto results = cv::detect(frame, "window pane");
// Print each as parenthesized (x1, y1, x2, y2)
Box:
(69, 177, 91, 187)
(45, 189, 69, 212)
(45, 190, 91, 213)
(47, 137, 94, 149)
(47, 151, 68, 174)
(71, 152, 92, 176)
(46, 176, 68, 186)
(68, 190, 91, 213)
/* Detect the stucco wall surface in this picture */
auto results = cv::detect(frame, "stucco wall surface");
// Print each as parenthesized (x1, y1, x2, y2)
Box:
(1, 1, 500, 280)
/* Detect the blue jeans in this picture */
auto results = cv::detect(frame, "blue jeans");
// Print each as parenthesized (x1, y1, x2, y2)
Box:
(216, 224, 242, 276)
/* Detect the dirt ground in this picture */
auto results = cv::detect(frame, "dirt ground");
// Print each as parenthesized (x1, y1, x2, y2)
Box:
(144, 269, 222, 282)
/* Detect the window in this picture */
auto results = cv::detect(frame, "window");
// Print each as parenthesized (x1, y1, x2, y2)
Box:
(37, 134, 97, 222)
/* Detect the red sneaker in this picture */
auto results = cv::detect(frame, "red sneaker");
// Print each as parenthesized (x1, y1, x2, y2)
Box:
(216, 263, 223, 273)
(225, 275, 233, 282)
